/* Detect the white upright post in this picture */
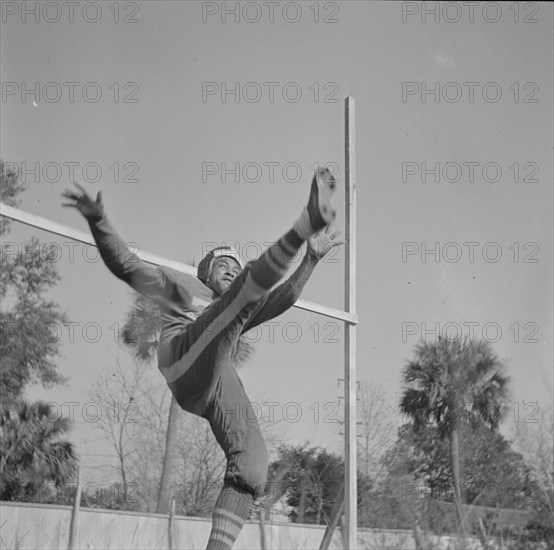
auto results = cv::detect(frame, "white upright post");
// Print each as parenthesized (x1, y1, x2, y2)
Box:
(344, 96, 357, 549)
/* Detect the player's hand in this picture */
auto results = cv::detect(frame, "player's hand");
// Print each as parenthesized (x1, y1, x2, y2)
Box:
(62, 182, 105, 221)
(307, 225, 346, 260)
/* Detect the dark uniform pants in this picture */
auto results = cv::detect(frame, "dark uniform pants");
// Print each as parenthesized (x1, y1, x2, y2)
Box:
(163, 266, 269, 498)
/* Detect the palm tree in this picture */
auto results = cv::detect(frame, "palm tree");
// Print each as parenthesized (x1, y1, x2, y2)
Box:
(120, 293, 162, 362)
(0, 400, 77, 502)
(399, 336, 510, 533)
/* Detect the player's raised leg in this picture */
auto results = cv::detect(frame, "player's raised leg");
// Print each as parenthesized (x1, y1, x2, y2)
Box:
(247, 166, 337, 292)
(166, 166, 338, 402)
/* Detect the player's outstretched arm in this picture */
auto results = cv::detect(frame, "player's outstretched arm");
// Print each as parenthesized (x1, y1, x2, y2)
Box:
(242, 225, 345, 332)
(62, 183, 174, 303)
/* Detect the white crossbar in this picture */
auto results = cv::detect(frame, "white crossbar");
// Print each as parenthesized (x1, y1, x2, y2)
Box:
(0, 203, 358, 325)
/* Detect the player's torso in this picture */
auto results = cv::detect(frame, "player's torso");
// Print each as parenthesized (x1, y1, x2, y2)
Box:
(158, 268, 214, 344)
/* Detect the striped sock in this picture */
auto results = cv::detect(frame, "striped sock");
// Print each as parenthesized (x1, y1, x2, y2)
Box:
(249, 227, 304, 290)
(292, 207, 315, 241)
(206, 484, 253, 550)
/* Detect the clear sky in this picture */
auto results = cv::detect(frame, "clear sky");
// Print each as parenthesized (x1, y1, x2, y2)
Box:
(1, 1, 552, 484)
